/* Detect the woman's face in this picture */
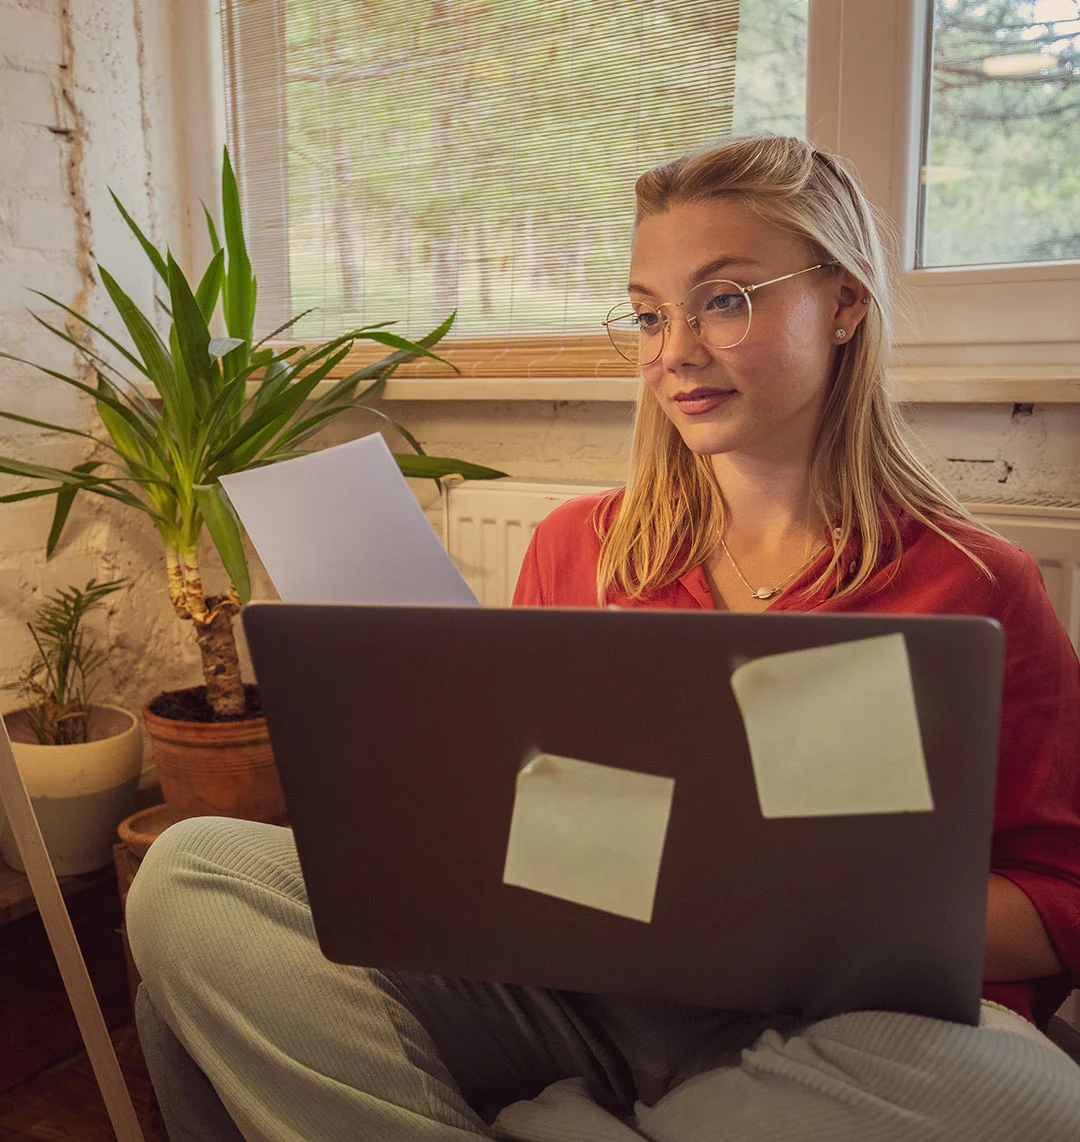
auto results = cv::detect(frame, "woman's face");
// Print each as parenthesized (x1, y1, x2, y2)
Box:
(629, 198, 858, 464)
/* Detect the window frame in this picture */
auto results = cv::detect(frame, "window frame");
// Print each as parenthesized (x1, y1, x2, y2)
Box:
(808, 0, 1080, 373)
(177, 0, 1080, 401)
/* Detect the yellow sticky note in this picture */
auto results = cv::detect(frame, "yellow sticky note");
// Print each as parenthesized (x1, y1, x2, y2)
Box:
(730, 633, 933, 819)
(503, 753, 675, 923)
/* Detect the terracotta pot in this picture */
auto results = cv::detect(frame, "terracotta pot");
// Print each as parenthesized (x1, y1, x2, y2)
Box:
(0, 704, 143, 875)
(143, 699, 287, 825)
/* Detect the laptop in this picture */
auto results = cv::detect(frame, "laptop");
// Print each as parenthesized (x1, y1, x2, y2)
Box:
(241, 603, 1003, 1026)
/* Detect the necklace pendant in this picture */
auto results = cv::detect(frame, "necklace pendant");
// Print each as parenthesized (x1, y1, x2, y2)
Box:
(752, 586, 778, 600)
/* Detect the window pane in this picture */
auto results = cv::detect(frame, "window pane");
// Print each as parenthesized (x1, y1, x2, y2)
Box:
(733, 0, 808, 138)
(225, 1, 807, 345)
(920, 0, 1080, 268)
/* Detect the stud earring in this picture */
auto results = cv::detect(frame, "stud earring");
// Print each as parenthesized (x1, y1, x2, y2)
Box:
(861, 296, 870, 304)
(834, 328, 847, 340)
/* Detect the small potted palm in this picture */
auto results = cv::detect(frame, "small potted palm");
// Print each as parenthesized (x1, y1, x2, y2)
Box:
(0, 149, 504, 823)
(1, 578, 141, 875)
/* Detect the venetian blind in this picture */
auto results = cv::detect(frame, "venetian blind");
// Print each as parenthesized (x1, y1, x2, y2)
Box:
(222, 0, 741, 378)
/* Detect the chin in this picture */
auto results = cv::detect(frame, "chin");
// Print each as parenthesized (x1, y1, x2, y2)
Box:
(673, 423, 741, 456)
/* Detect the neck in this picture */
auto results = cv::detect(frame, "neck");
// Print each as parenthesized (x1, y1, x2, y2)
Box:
(710, 449, 817, 548)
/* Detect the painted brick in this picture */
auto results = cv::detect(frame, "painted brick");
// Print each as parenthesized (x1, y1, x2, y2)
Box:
(9, 273, 91, 323)
(10, 195, 76, 253)
(0, 128, 64, 193)
(0, 67, 55, 126)
(0, 5, 61, 71)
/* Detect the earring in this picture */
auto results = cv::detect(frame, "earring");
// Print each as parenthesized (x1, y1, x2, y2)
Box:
(834, 328, 847, 340)
(861, 296, 870, 304)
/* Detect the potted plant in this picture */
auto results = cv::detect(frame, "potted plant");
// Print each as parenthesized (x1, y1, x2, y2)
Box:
(1, 578, 142, 875)
(0, 149, 505, 824)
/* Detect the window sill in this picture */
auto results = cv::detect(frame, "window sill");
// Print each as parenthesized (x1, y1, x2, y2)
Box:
(141, 366, 1080, 405)
(375, 366, 1080, 403)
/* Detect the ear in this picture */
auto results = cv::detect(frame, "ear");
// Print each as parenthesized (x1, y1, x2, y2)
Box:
(829, 270, 871, 341)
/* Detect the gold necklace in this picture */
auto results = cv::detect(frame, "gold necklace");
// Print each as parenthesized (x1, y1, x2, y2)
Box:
(719, 536, 825, 601)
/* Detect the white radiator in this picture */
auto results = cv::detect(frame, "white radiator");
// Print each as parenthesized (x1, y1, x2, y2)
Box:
(443, 479, 615, 606)
(446, 481, 1080, 645)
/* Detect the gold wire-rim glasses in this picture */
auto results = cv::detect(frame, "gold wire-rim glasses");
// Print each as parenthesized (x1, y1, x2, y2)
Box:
(602, 261, 840, 365)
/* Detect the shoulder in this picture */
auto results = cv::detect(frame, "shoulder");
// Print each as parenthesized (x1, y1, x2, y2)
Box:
(900, 515, 1042, 605)
(514, 489, 623, 607)
(532, 489, 621, 547)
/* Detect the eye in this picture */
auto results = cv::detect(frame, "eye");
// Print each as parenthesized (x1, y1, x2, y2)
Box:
(633, 307, 662, 333)
(702, 289, 746, 315)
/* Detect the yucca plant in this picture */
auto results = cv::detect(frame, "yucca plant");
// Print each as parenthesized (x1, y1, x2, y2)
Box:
(0, 149, 504, 719)
(5, 578, 127, 745)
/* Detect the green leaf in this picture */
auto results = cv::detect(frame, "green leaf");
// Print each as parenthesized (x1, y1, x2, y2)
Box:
(361, 329, 453, 367)
(203, 202, 221, 254)
(221, 147, 255, 342)
(192, 482, 251, 603)
(252, 308, 318, 351)
(47, 461, 101, 558)
(0, 408, 103, 445)
(167, 251, 214, 410)
(110, 190, 168, 280)
(392, 455, 507, 481)
(26, 311, 158, 420)
(28, 291, 149, 380)
(251, 356, 295, 412)
(94, 372, 143, 459)
(97, 266, 178, 403)
(195, 247, 225, 323)
(208, 345, 351, 471)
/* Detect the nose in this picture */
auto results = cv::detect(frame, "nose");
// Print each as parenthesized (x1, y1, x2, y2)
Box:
(657, 306, 711, 373)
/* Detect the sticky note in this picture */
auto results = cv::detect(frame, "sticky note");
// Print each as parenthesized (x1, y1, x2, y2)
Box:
(503, 753, 675, 923)
(730, 633, 933, 819)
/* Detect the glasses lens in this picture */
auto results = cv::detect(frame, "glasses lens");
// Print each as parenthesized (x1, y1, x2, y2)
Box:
(687, 280, 751, 350)
(604, 302, 663, 364)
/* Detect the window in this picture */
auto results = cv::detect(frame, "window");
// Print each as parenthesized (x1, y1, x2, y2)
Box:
(222, 0, 807, 377)
(811, 0, 1080, 376)
(215, 0, 1079, 389)
(920, 0, 1080, 268)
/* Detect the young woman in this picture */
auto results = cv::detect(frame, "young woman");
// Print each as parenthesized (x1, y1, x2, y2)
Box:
(127, 137, 1080, 1141)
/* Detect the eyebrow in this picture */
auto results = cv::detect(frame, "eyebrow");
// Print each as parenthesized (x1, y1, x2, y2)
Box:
(628, 256, 761, 296)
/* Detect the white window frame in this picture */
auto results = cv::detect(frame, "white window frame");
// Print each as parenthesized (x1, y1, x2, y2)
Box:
(169, 0, 1080, 402)
(808, 0, 1080, 379)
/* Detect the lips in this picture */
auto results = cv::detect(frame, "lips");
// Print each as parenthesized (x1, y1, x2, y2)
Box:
(671, 387, 736, 415)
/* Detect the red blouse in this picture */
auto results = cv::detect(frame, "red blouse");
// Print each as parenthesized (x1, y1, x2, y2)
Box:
(513, 491, 1080, 1029)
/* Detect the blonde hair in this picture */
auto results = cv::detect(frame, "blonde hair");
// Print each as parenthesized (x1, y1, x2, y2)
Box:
(597, 135, 990, 603)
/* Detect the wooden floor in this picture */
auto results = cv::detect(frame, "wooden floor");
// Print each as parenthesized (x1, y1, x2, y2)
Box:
(0, 1022, 167, 1141)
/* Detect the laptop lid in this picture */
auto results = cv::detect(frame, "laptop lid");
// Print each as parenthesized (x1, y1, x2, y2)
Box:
(242, 603, 1003, 1025)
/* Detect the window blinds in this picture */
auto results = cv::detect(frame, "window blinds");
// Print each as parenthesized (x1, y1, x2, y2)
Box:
(222, 0, 742, 377)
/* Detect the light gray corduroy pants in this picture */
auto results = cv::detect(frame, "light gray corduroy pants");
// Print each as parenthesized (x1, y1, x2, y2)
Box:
(126, 817, 1080, 1142)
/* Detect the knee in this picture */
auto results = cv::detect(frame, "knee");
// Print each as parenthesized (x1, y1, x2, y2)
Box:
(126, 816, 289, 988)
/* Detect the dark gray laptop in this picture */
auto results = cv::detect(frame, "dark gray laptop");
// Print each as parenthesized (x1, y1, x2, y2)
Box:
(242, 603, 1003, 1025)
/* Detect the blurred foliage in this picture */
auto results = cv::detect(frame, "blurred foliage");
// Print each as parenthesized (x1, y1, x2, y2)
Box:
(240, 0, 1075, 338)
(924, 0, 1080, 265)
(256, 0, 783, 338)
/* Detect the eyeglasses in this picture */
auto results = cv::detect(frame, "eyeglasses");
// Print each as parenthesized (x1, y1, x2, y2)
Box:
(602, 262, 837, 365)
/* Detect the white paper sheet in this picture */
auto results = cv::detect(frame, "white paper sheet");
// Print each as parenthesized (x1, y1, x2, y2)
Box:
(730, 633, 934, 819)
(220, 434, 479, 606)
(503, 752, 675, 923)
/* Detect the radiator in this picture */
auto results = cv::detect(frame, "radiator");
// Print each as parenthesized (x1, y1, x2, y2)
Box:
(443, 479, 616, 606)
(446, 480, 1080, 644)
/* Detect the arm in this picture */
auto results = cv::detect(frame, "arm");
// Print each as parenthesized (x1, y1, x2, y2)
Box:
(984, 873, 1065, 982)
(985, 553, 1080, 994)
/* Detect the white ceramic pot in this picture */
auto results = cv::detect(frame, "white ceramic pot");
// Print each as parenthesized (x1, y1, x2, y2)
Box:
(0, 704, 143, 876)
